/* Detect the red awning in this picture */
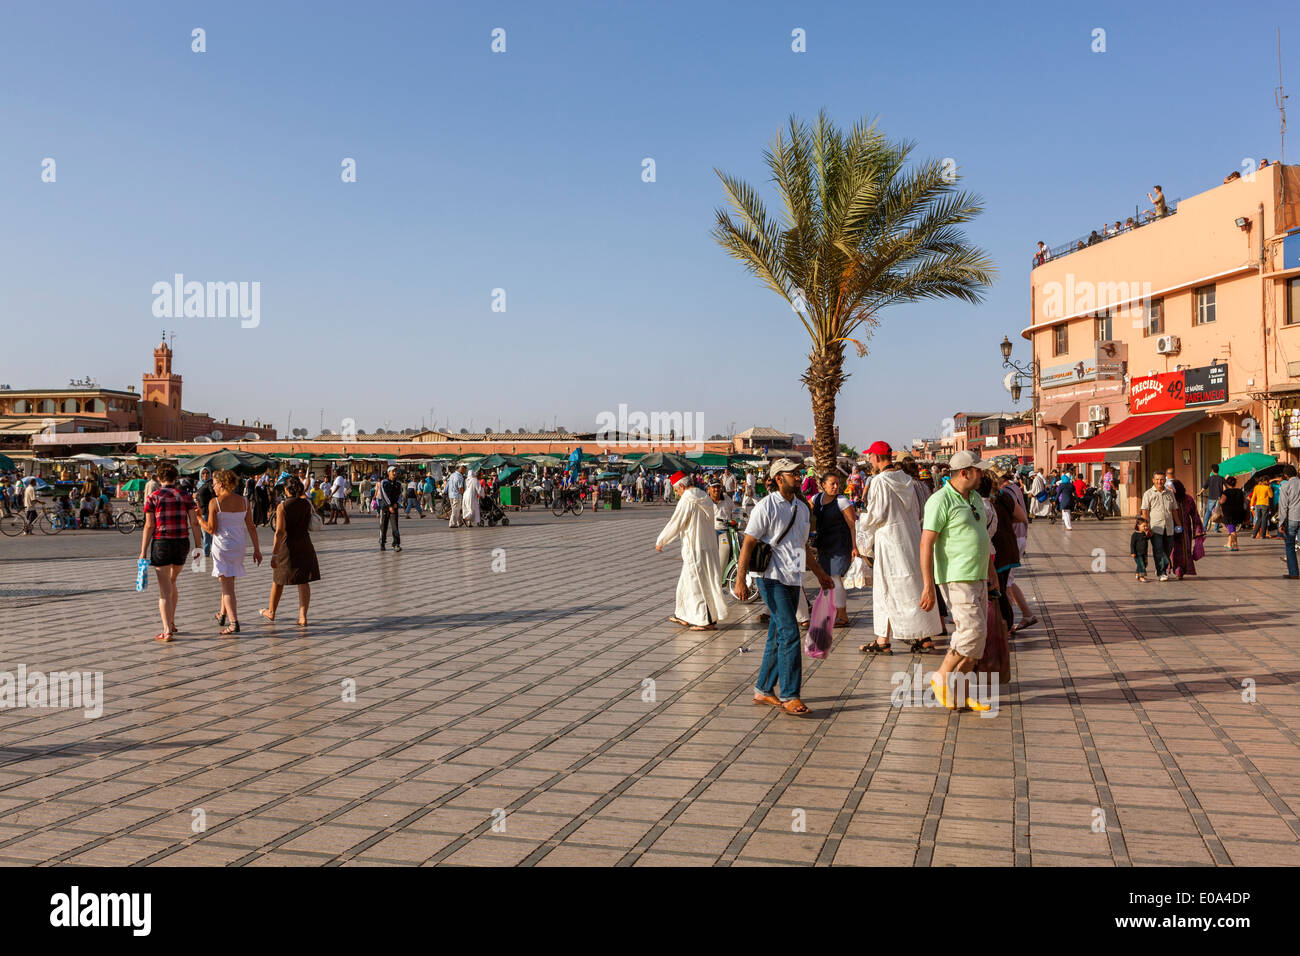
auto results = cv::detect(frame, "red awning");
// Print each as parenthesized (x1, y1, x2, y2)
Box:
(1057, 410, 1207, 463)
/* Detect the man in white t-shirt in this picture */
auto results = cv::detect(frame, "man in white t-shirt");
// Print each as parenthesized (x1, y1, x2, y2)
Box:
(328, 473, 351, 524)
(735, 458, 834, 716)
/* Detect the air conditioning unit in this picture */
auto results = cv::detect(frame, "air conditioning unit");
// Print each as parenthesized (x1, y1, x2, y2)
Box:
(1156, 335, 1181, 355)
(1076, 422, 1096, 439)
(1087, 405, 1109, 423)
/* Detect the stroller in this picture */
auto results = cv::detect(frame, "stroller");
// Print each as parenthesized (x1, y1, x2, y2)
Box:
(481, 494, 510, 527)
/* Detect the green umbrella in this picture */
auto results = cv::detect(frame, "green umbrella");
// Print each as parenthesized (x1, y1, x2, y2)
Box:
(634, 452, 700, 474)
(121, 478, 148, 492)
(0, 454, 15, 470)
(1217, 452, 1276, 476)
(682, 452, 729, 467)
(477, 453, 532, 469)
(178, 449, 274, 476)
(528, 455, 565, 467)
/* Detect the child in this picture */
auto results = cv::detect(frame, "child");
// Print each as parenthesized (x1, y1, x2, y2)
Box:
(1131, 517, 1152, 582)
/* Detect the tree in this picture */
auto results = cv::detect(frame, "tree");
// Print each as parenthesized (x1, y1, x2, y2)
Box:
(838, 442, 858, 459)
(713, 111, 994, 473)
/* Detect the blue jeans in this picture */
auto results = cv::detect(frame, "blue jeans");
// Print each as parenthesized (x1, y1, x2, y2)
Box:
(1150, 531, 1172, 575)
(201, 530, 212, 556)
(756, 579, 803, 701)
(1284, 521, 1299, 577)
(1204, 496, 1220, 529)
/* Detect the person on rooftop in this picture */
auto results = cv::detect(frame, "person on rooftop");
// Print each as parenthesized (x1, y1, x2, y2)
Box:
(1147, 184, 1168, 218)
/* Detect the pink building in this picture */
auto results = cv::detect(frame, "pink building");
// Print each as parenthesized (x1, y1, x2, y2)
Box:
(1024, 163, 1300, 512)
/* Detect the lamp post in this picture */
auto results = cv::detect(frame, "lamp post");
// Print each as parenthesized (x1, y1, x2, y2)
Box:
(1000, 335, 1040, 467)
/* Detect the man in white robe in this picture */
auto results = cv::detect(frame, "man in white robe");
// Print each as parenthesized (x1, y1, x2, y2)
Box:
(655, 472, 730, 630)
(1028, 469, 1052, 519)
(448, 465, 467, 527)
(856, 443, 940, 653)
(461, 469, 482, 526)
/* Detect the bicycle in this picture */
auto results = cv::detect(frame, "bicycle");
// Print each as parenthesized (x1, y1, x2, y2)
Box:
(722, 524, 759, 603)
(551, 487, 584, 517)
(0, 508, 63, 536)
(114, 509, 142, 533)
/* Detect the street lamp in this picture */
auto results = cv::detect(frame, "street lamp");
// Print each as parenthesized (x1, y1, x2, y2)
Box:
(999, 335, 1038, 403)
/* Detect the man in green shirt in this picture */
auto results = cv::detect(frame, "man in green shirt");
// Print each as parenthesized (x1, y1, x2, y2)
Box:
(920, 451, 997, 712)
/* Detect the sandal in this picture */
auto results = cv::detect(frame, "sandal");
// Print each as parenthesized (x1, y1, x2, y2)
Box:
(834, 619, 852, 628)
(779, 698, 810, 716)
(688, 624, 716, 631)
(259, 609, 275, 621)
(154, 632, 173, 643)
(906, 638, 937, 654)
(215, 610, 228, 627)
(860, 641, 892, 654)
(753, 692, 782, 707)
(1012, 616, 1037, 632)
(220, 621, 240, 636)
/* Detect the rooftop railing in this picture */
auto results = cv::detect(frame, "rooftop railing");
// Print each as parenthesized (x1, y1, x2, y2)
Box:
(1031, 199, 1180, 269)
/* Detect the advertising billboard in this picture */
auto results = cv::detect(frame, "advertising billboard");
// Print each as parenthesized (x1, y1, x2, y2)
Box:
(1129, 364, 1228, 413)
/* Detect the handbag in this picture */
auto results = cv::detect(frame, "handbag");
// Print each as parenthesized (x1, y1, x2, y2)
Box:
(979, 599, 1011, 684)
(304, 497, 324, 533)
(751, 499, 801, 573)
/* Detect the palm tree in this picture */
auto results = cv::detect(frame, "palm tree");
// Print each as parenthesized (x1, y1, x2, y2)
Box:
(713, 111, 995, 473)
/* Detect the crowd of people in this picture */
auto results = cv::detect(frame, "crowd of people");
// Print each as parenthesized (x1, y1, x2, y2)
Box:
(656, 444, 1041, 716)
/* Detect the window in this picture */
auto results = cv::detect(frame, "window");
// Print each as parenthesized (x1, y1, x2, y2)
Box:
(1053, 324, 1068, 356)
(1145, 298, 1164, 336)
(1288, 279, 1300, 326)
(1095, 309, 1113, 341)
(1195, 285, 1216, 325)
(89, 398, 106, 413)
(62, 398, 78, 413)
(14, 399, 30, 413)
(37, 398, 56, 414)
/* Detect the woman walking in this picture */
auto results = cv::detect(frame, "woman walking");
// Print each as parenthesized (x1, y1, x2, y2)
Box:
(1168, 479, 1205, 579)
(198, 470, 262, 635)
(253, 474, 271, 526)
(1219, 476, 1247, 552)
(260, 476, 320, 627)
(810, 468, 857, 627)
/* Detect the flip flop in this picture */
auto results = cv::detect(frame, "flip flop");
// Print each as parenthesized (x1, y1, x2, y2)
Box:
(779, 698, 810, 716)
(753, 692, 781, 707)
(1012, 616, 1038, 632)
(154, 632, 174, 643)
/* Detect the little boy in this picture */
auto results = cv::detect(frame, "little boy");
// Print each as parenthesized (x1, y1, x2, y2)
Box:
(1131, 517, 1152, 582)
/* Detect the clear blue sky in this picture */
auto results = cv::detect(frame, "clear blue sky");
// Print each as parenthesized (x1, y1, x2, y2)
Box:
(1, 1, 1291, 449)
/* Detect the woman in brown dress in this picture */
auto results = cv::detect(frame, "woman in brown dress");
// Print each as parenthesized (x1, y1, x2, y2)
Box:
(259, 476, 320, 627)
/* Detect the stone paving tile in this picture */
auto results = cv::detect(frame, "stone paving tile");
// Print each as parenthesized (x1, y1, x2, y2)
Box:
(2, 511, 1299, 865)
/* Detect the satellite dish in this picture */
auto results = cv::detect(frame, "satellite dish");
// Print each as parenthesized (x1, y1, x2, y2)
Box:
(211, 430, 223, 440)
(194, 435, 213, 443)
(1002, 372, 1018, 394)
(244, 432, 259, 440)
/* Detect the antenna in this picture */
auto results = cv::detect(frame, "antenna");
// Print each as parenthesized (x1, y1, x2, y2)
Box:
(1279, 27, 1289, 163)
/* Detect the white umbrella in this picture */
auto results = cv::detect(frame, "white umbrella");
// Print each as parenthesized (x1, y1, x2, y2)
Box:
(70, 453, 115, 467)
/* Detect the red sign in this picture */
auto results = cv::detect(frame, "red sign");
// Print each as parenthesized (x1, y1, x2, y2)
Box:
(1129, 364, 1229, 413)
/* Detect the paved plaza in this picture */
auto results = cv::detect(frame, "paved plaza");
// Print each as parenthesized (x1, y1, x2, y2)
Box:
(1, 505, 1298, 867)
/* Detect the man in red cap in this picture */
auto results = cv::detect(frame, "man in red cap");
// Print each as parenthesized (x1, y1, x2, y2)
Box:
(655, 471, 730, 630)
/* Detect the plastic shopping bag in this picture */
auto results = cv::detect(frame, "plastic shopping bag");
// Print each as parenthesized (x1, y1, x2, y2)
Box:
(136, 558, 149, 592)
(843, 556, 867, 591)
(979, 599, 1010, 684)
(805, 588, 835, 658)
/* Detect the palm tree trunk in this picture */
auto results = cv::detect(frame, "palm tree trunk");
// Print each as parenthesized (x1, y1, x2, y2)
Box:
(805, 345, 844, 476)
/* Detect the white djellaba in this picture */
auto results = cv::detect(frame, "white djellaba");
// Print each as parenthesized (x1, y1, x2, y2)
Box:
(856, 469, 941, 640)
(656, 485, 731, 627)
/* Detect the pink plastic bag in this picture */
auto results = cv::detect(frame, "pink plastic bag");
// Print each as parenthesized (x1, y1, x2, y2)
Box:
(805, 589, 835, 658)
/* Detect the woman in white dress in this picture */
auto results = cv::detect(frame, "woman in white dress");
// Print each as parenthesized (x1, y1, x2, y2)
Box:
(198, 469, 262, 635)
